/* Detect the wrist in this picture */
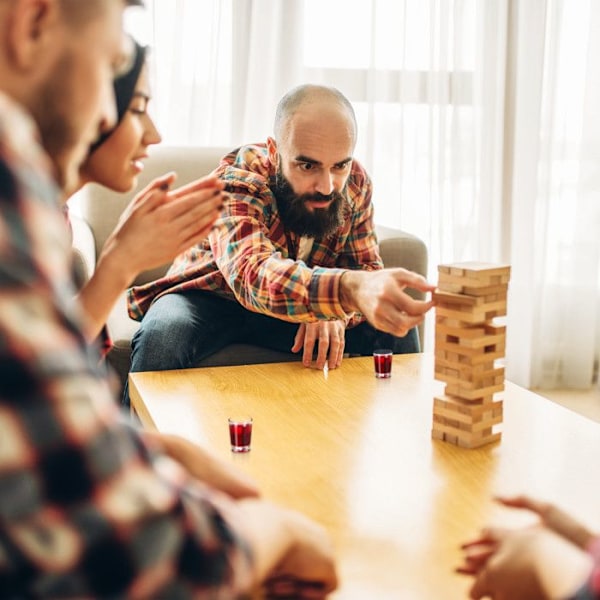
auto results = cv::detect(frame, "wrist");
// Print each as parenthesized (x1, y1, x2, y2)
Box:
(96, 242, 138, 288)
(339, 270, 361, 313)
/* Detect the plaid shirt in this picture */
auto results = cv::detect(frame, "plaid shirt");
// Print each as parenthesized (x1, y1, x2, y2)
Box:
(0, 92, 253, 598)
(128, 143, 383, 325)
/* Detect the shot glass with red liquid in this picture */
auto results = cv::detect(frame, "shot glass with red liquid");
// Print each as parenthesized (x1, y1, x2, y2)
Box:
(228, 417, 253, 452)
(373, 349, 393, 378)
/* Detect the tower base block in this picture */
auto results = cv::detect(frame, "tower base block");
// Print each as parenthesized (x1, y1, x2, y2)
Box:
(431, 394, 503, 448)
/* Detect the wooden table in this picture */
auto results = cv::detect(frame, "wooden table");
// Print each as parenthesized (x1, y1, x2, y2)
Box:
(129, 354, 600, 599)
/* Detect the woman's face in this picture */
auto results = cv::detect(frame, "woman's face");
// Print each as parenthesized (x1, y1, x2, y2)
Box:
(80, 64, 161, 192)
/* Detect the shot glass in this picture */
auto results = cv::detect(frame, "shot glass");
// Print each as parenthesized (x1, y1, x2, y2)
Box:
(373, 349, 393, 378)
(228, 416, 253, 452)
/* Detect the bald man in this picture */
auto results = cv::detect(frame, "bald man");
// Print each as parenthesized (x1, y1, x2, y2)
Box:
(128, 84, 435, 389)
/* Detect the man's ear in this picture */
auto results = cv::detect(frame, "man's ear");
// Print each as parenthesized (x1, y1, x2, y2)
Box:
(267, 137, 279, 168)
(7, 0, 59, 71)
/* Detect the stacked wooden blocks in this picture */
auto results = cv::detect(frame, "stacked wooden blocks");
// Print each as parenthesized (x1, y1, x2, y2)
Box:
(432, 262, 511, 448)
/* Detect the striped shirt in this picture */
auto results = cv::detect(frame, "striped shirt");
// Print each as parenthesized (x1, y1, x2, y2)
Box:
(0, 92, 253, 598)
(127, 143, 383, 325)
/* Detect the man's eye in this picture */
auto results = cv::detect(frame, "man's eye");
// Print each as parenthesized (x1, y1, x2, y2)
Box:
(299, 163, 314, 171)
(129, 108, 146, 116)
(335, 162, 351, 171)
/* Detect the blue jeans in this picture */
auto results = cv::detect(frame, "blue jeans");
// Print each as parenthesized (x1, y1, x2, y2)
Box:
(125, 290, 420, 406)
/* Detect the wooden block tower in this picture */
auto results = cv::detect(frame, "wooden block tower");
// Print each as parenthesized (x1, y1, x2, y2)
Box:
(432, 262, 511, 448)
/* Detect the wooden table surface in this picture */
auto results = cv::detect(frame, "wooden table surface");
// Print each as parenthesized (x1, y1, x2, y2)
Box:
(129, 354, 600, 599)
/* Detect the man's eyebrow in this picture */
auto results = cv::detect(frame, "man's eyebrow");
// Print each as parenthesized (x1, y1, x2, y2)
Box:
(294, 155, 353, 166)
(294, 155, 321, 165)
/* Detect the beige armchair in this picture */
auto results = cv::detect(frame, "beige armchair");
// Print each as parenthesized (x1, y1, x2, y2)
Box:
(69, 146, 428, 389)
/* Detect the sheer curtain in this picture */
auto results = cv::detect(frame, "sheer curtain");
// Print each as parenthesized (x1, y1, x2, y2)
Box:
(506, 0, 600, 388)
(125, 0, 600, 390)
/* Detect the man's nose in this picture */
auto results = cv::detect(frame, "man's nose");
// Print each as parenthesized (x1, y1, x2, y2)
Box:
(314, 171, 334, 196)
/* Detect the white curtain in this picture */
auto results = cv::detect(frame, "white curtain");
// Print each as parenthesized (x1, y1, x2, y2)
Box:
(506, 0, 600, 388)
(125, 0, 600, 390)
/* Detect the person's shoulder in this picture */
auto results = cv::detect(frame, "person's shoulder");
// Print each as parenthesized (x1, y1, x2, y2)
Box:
(347, 157, 372, 200)
(216, 143, 272, 194)
(218, 144, 269, 172)
(349, 157, 370, 182)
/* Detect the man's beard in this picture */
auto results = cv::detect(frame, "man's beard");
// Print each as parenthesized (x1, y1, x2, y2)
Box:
(272, 167, 346, 239)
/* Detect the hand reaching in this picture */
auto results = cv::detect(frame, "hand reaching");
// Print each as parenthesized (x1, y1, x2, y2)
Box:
(458, 496, 596, 600)
(339, 268, 435, 337)
(459, 525, 593, 600)
(494, 495, 595, 549)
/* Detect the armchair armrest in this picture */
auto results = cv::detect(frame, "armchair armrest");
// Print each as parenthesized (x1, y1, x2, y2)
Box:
(376, 225, 428, 301)
(70, 213, 97, 289)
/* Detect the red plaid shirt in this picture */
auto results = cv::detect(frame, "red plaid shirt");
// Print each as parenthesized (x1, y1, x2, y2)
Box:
(0, 92, 254, 598)
(128, 143, 383, 325)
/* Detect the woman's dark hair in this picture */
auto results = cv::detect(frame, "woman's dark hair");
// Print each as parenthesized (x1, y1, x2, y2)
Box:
(89, 38, 147, 152)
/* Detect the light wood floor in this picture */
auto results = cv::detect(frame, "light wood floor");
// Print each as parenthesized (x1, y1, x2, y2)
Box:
(533, 387, 600, 424)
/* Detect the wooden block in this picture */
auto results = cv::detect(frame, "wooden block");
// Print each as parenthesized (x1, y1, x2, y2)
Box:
(430, 420, 501, 448)
(436, 321, 487, 339)
(462, 283, 509, 297)
(435, 323, 506, 350)
(438, 273, 507, 291)
(457, 430, 502, 449)
(435, 301, 507, 323)
(434, 355, 496, 375)
(444, 382, 504, 400)
(435, 339, 506, 360)
(435, 366, 505, 388)
(437, 263, 511, 296)
(458, 332, 505, 350)
(433, 289, 479, 306)
(438, 262, 511, 279)
(434, 395, 503, 420)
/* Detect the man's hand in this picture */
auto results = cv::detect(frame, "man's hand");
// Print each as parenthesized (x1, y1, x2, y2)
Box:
(339, 268, 435, 337)
(237, 500, 339, 599)
(458, 525, 593, 600)
(292, 321, 346, 370)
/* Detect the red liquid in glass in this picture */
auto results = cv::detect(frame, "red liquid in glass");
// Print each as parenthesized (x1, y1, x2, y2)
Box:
(229, 421, 252, 451)
(374, 353, 392, 378)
